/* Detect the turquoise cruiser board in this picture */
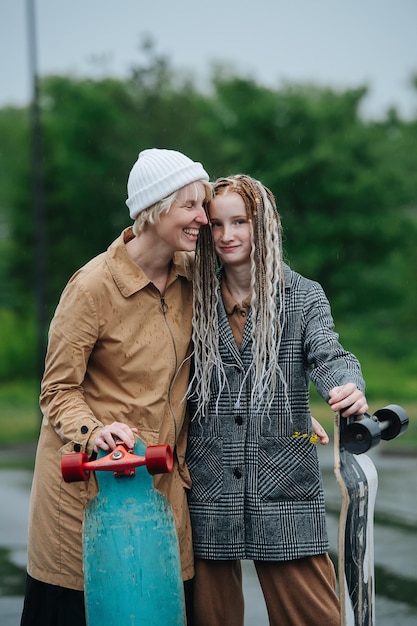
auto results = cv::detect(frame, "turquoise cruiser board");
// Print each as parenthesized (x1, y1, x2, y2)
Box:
(62, 438, 186, 625)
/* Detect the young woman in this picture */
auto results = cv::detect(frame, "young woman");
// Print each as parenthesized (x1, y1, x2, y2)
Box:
(187, 174, 368, 626)
(21, 148, 211, 626)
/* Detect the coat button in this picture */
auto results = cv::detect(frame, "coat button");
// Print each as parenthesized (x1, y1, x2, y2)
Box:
(74, 443, 81, 452)
(234, 468, 242, 479)
(235, 415, 243, 425)
(81, 425, 88, 434)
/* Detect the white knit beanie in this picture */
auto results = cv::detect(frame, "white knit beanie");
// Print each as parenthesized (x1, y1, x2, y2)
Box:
(126, 148, 209, 219)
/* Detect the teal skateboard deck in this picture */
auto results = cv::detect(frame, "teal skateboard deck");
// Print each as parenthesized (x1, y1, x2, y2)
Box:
(62, 438, 186, 625)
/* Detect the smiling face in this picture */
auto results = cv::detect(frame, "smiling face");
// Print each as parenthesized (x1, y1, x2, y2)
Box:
(155, 182, 209, 253)
(209, 191, 252, 267)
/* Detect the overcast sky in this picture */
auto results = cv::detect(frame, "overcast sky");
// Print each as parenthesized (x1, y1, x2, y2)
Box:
(1, 0, 416, 119)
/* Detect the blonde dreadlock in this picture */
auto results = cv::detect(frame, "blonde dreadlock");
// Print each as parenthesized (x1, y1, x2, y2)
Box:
(188, 174, 289, 418)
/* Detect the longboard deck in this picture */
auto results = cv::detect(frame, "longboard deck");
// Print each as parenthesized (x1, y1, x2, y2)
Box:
(83, 438, 186, 625)
(334, 412, 378, 626)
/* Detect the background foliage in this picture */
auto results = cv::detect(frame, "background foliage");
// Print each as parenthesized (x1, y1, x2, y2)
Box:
(0, 41, 416, 402)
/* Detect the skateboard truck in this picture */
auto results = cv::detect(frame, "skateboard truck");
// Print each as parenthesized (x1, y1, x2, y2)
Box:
(61, 440, 173, 483)
(340, 404, 409, 454)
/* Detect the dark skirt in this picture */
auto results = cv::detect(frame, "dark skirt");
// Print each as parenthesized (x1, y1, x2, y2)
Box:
(20, 574, 86, 626)
(20, 573, 195, 625)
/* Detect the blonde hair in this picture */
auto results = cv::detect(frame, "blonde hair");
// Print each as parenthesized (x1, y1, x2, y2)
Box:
(189, 174, 289, 418)
(132, 180, 212, 235)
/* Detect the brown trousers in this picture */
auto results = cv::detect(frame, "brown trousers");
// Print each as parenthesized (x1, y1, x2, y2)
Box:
(193, 554, 339, 626)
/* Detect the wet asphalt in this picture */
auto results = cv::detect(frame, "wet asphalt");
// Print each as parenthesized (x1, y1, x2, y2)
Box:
(1, 442, 416, 625)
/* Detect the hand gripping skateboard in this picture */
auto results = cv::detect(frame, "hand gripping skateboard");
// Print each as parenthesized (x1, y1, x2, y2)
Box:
(334, 404, 409, 626)
(62, 438, 186, 625)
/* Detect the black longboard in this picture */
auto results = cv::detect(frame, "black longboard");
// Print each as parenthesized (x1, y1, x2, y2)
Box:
(334, 405, 408, 626)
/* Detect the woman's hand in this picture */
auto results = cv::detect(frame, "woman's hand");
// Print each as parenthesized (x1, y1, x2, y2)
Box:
(328, 383, 368, 417)
(311, 416, 329, 445)
(93, 422, 138, 453)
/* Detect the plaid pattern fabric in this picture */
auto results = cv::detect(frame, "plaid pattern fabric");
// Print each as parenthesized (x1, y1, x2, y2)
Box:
(187, 265, 365, 560)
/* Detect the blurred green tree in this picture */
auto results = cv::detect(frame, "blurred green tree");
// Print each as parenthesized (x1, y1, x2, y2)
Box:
(0, 43, 416, 382)
(201, 73, 417, 322)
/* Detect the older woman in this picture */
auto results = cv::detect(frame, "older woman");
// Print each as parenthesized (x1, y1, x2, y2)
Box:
(21, 148, 211, 626)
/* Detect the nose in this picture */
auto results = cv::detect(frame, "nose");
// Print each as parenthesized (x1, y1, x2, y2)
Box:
(195, 204, 208, 225)
(220, 224, 233, 241)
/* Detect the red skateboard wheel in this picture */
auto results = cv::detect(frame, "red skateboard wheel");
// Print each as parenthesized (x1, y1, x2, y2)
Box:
(145, 444, 173, 475)
(61, 452, 90, 482)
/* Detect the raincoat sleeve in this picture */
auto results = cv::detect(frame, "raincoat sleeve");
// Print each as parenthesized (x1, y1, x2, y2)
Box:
(40, 275, 104, 457)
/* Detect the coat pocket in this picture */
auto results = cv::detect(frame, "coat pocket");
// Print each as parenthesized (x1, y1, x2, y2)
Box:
(186, 436, 224, 502)
(258, 436, 321, 502)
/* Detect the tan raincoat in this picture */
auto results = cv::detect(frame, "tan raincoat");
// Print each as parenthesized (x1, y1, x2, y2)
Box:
(26, 227, 194, 590)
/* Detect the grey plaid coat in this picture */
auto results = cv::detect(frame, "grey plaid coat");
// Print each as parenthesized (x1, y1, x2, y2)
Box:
(187, 265, 365, 561)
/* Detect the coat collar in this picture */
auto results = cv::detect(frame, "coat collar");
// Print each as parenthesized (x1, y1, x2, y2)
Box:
(216, 263, 293, 362)
(106, 227, 193, 298)
(283, 263, 292, 289)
